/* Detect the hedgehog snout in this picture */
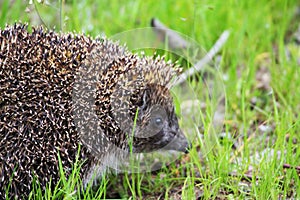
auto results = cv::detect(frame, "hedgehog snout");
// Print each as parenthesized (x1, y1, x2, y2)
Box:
(167, 114, 191, 153)
(161, 124, 191, 153)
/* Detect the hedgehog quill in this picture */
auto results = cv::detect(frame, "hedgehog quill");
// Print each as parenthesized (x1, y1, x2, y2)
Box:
(0, 24, 190, 198)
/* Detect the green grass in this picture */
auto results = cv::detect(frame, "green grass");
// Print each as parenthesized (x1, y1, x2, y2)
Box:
(1, 0, 300, 199)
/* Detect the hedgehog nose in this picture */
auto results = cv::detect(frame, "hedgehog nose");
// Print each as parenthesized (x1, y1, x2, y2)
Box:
(184, 141, 192, 154)
(180, 137, 192, 154)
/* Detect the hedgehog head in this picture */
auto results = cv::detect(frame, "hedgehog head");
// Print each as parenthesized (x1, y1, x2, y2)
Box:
(73, 46, 190, 158)
(109, 55, 190, 153)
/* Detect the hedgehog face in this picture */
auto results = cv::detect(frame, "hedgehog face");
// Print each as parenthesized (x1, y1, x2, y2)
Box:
(107, 56, 190, 154)
(131, 85, 190, 153)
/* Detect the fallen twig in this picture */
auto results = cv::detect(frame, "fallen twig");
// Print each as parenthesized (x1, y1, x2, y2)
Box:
(174, 30, 230, 85)
(228, 171, 259, 181)
(151, 18, 189, 49)
(283, 163, 300, 172)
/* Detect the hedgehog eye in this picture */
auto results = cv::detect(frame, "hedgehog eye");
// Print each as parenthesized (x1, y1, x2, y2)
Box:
(151, 116, 164, 130)
(154, 117, 163, 127)
(147, 104, 167, 132)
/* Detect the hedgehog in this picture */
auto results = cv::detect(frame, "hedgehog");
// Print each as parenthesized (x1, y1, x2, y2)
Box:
(0, 24, 190, 199)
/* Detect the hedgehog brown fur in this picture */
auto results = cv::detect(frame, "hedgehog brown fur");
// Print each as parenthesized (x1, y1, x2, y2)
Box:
(0, 24, 190, 199)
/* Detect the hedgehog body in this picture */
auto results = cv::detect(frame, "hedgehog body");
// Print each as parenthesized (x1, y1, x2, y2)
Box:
(0, 24, 189, 198)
